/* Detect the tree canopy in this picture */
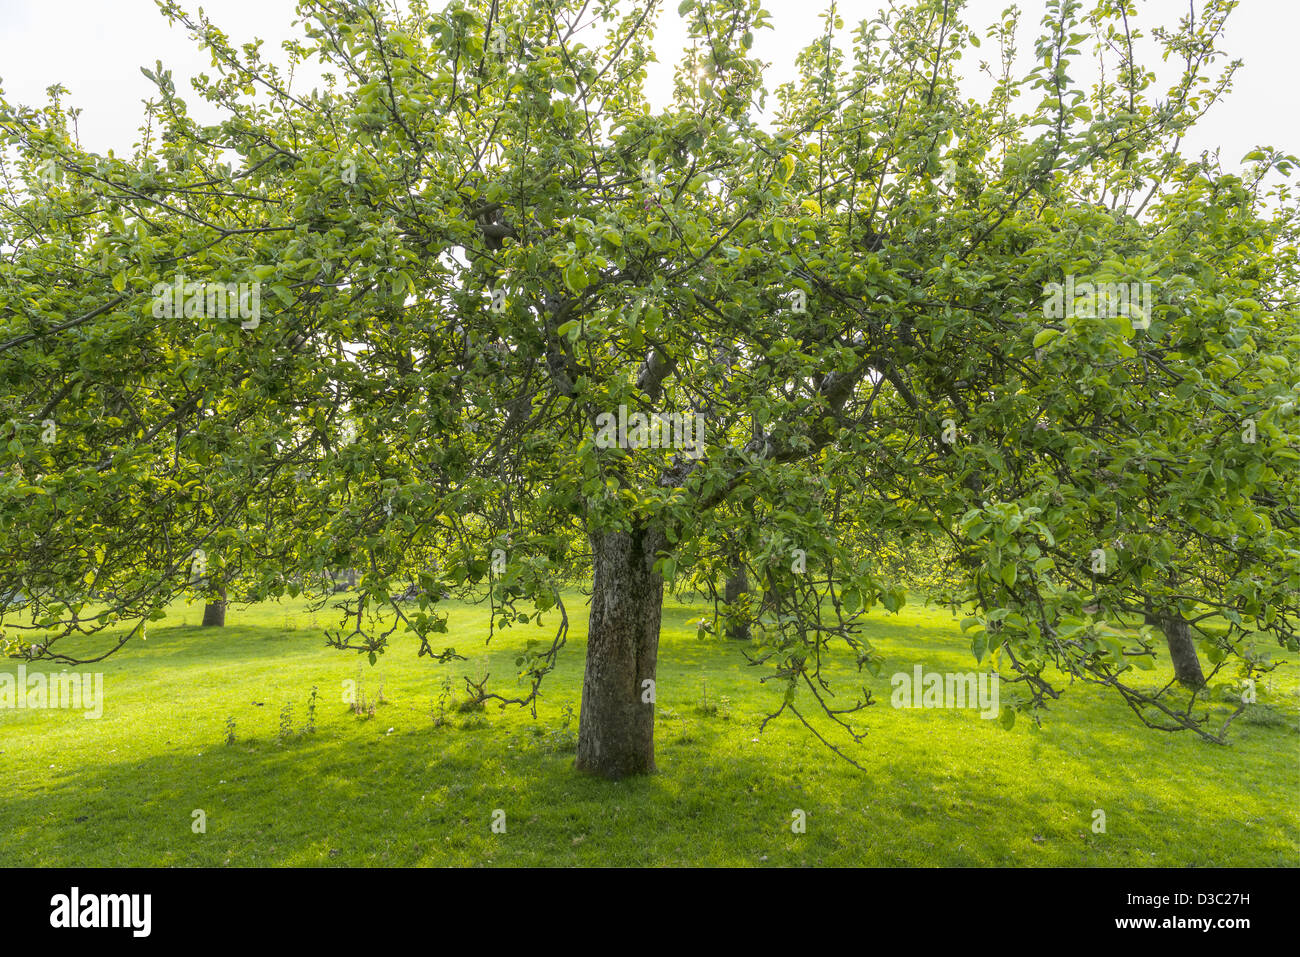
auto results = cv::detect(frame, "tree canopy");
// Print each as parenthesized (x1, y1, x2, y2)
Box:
(2, 0, 1296, 776)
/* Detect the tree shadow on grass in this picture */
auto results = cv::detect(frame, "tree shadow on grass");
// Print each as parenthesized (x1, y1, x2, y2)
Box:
(3, 685, 1295, 868)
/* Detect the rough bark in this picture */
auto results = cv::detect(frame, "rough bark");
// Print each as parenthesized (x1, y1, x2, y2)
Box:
(202, 585, 227, 627)
(724, 558, 750, 641)
(575, 526, 665, 779)
(1145, 609, 1205, 689)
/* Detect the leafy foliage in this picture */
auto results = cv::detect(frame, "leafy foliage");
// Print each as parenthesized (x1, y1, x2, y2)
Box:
(1, 0, 1296, 757)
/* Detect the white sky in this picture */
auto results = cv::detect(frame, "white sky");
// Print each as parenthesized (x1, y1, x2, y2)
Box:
(0, 0, 1293, 168)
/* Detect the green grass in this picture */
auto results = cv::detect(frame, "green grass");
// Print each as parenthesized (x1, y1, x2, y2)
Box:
(2, 592, 1297, 866)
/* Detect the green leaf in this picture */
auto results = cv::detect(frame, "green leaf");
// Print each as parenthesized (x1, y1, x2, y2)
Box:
(563, 262, 589, 294)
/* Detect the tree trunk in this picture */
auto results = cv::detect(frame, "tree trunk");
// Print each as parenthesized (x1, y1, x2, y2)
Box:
(202, 586, 227, 627)
(724, 557, 750, 640)
(201, 603, 225, 627)
(1145, 609, 1205, 688)
(575, 527, 665, 779)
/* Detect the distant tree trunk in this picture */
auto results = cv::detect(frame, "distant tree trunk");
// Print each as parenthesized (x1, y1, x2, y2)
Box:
(202, 585, 227, 627)
(724, 557, 750, 640)
(575, 526, 664, 779)
(1145, 608, 1205, 688)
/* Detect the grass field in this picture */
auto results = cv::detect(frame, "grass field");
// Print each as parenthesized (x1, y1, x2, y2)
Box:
(2, 592, 1297, 866)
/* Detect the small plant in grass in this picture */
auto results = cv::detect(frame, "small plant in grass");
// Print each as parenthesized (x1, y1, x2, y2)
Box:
(694, 679, 731, 719)
(277, 702, 293, 743)
(431, 676, 454, 728)
(696, 677, 718, 717)
(541, 704, 578, 753)
(224, 715, 237, 746)
(302, 686, 319, 735)
(659, 706, 693, 743)
(349, 667, 386, 719)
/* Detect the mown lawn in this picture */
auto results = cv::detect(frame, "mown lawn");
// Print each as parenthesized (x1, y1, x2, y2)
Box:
(2, 591, 1297, 866)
